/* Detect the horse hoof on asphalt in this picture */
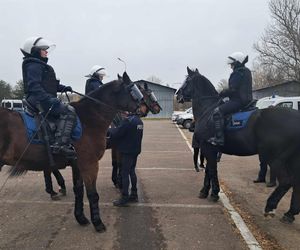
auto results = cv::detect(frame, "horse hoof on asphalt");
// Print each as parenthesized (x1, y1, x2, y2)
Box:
(264, 210, 275, 218)
(59, 188, 67, 196)
(94, 221, 106, 233)
(280, 214, 294, 224)
(198, 191, 208, 199)
(209, 194, 219, 202)
(50, 192, 60, 201)
(75, 214, 90, 226)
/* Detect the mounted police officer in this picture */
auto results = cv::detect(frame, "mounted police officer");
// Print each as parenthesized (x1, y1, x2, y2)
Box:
(21, 36, 76, 158)
(108, 103, 149, 207)
(85, 65, 107, 95)
(208, 52, 253, 146)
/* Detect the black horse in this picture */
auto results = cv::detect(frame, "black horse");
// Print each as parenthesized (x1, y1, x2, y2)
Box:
(176, 67, 300, 224)
(0, 72, 143, 232)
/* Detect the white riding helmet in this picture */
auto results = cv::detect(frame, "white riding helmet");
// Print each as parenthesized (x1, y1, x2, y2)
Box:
(85, 65, 107, 77)
(227, 52, 248, 65)
(21, 36, 56, 56)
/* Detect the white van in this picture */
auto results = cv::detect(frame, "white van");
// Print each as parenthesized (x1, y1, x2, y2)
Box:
(256, 96, 300, 110)
(1, 99, 24, 111)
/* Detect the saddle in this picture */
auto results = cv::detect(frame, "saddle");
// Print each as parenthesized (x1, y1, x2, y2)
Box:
(225, 100, 257, 131)
(20, 100, 82, 144)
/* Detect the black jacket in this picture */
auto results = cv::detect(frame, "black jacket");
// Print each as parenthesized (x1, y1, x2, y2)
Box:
(108, 114, 143, 155)
(22, 57, 67, 109)
(85, 77, 103, 95)
(220, 66, 253, 105)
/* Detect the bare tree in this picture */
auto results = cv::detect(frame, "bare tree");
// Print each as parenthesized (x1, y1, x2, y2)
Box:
(254, 0, 300, 83)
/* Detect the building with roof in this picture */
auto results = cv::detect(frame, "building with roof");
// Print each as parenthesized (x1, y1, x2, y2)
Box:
(253, 80, 300, 99)
(135, 80, 177, 118)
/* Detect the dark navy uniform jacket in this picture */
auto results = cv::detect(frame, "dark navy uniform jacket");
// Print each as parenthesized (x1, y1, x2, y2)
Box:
(108, 114, 144, 155)
(22, 57, 68, 111)
(85, 77, 103, 95)
(220, 66, 253, 105)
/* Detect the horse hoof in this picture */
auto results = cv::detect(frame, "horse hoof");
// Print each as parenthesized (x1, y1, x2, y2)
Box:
(51, 193, 60, 201)
(198, 192, 208, 199)
(59, 188, 67, 196)
(94, 222, 106, 233)
(280, 214, 294, 224)
(209, 194, 219, 202)
(264, 211, 275, 218)
(75, 214, 90, 226)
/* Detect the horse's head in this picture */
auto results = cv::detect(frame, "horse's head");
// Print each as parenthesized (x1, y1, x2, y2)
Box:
(176, 67, 218, 103)
(114, 72, 144, 113)
(137, 82, 162, 114)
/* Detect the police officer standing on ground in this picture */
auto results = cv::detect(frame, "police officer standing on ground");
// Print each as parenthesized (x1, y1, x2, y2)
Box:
(21, 36, 76, 158)
(108, 103, 149, 207)
(85, 65, 107, 94)
(208, 52, 253, 146)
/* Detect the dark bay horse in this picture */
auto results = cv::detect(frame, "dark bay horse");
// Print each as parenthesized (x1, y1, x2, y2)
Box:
(176, 67, 300, 224)
(109, 82, 162, 188)
(0, 72, 143, 232)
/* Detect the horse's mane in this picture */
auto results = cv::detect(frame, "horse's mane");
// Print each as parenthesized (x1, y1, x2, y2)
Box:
(191, 71, 218, 97)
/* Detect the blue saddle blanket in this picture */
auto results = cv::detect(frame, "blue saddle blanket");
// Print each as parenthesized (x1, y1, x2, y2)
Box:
(226, 110, 256, 131)
(19, 111, 82, 144)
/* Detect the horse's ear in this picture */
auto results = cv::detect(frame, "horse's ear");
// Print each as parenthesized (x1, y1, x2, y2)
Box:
(122, 71, 132, 84)
(144, 82, 148, 90)
(187, 66, 193, 75)
(117, 74, 122, 80)
(195, 68, 199, 74)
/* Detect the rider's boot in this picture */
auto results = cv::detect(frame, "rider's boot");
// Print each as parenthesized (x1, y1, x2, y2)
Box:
(208, 108, 224, 146)
(51, 112, 77, 159)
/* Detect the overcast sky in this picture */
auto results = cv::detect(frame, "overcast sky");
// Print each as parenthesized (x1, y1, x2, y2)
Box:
(0, 0, 271, 92)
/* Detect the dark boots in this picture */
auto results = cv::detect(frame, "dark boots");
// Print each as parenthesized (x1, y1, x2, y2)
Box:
(113, 195, 129, 207)
(208, 108, 224, 146)
(51, 111, 77, 159)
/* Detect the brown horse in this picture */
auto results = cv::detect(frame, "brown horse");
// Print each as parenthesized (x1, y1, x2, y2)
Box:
(110, 82, 162, 188)
(0, 72, 143, 232)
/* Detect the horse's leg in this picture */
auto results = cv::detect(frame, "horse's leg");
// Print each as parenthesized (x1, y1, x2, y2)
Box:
(280, 183, 300, 224)
(52, 169, 66, 195)
(264, 166, 291, 217)
(43, 170, 60, 200)
(199, 167, 210, 198)
(193, 148, 200, 171)
(202, 143, 219, 202)
(72, 162, 90, 226)
(82, 164, 106, 233)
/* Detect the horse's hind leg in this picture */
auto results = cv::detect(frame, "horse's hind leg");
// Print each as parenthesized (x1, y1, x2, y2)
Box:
(264, 166, 291, 217)
(72, 163, 90, 226)
(83, 163, 106, 233)
(280, 184, 300, 224)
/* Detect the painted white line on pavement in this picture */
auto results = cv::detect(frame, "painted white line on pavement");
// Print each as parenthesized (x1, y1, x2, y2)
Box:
(175, 124, 262, 250)
(1, 199, 219, 209)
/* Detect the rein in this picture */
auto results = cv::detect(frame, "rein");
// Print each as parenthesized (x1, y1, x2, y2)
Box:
(72, 90, 117, 112)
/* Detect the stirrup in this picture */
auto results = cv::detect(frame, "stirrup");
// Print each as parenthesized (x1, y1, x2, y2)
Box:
(207, 137, 224, 146)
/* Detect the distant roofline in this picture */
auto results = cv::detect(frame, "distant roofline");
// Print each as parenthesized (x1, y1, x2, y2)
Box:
(135, 79, 177, 91)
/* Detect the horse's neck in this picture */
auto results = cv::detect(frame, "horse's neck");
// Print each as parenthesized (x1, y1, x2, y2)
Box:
(192, 98, 218, 121)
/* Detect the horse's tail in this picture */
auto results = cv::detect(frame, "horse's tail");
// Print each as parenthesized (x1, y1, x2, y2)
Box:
(8, 165, 27, 177)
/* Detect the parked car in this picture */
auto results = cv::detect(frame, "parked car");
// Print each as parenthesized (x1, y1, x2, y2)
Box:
(1, 99, 24, 111)
(176, 109, 194, 129)
(256, 95, 300, 110)
(172, 107, 192, 122)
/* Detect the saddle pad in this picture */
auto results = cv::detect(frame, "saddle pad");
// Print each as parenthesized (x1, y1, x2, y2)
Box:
(19, 111, 82, 144)
(226, 109, 256, 131)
